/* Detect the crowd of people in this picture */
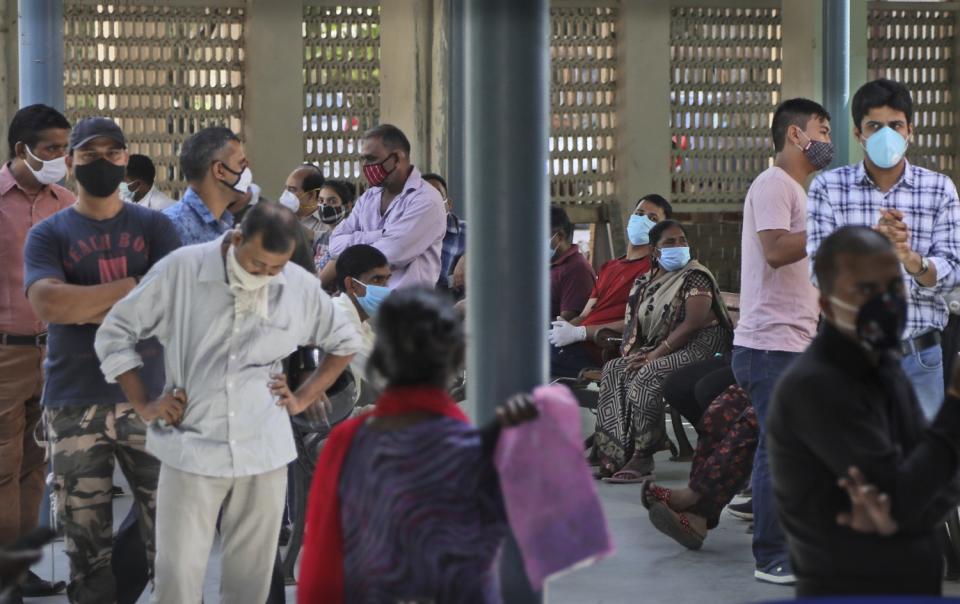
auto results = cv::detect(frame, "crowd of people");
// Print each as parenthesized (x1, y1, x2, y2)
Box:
(1, 75, 960, 603)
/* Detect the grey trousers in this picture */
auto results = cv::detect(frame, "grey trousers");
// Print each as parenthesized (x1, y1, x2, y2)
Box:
(151, 464, 287, 604)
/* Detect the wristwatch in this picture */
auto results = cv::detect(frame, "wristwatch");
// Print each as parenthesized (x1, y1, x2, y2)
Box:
(907, 256, 930, 277)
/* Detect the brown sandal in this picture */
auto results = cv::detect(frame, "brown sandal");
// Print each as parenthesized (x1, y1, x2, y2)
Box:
(649, 501, 706, 550)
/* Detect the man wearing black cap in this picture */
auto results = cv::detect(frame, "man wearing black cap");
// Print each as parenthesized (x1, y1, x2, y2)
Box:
(22, 117, 181, 604)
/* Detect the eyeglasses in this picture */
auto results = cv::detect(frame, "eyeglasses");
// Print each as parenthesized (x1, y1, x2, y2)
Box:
(75, 148, 125, 163)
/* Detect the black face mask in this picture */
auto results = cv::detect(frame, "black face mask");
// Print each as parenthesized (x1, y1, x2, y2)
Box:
(75, 158, 125, 198)
(832, 283, 907, 354)
(319, 204, 344, 225)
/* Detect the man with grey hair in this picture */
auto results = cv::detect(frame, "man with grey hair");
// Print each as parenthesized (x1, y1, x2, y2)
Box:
(163, 126, 253, 246)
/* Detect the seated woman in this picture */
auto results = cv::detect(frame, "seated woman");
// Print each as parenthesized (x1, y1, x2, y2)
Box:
(593, 219, 733, 482)
(642, 385, 758, 550)
(297, 287, 537, 603)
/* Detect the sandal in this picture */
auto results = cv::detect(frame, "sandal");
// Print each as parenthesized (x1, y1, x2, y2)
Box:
(641, 480, 672, 510)
(602, 468, 654, 484)
(648, 501, 706, 550)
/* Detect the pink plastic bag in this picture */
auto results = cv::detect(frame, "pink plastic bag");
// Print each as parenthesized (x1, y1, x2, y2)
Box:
(494, 384, 615, 590)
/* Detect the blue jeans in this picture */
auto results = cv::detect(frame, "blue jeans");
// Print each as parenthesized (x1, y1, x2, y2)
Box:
(732, 346, 800, 571)
(550, 342, 599, 379)
(900, 343, 944, 421)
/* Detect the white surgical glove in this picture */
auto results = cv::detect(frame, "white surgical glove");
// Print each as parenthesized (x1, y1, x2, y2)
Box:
(549, 319, 587, 347)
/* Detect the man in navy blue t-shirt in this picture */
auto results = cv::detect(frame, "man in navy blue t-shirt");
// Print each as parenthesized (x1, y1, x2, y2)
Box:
(23, 117, 181, 603)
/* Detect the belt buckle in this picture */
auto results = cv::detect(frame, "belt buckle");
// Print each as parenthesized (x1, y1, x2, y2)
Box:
(35, 334, 44, 347)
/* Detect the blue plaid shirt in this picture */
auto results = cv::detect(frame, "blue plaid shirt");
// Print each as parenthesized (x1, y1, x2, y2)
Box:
(807, 160, 960, 338)
(162, 187, 234, 246)
(438, 212, 466, 288)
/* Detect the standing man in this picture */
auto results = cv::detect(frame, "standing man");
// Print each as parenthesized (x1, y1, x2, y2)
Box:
(422, 172, 466, 294)
(120, 154, 176, 211)
(808, 79, 960, 420)
(323, 124, 446, 289)
(163, 127, 250, 245)
(733, 98, 832, 585)
(95, 202, 360, 604)
(550, 205, 596, 322)
(23, 117, 181, 603)
(0, 104, 73, 600)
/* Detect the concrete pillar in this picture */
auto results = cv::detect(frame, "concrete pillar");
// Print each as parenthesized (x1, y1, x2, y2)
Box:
(378, 0, 433, 169)
(0, 0, 19, 156)
(428, 0, 448, 177)
(780, 0, 821, 104)
(244, 0, 304, 198)
(17, 0, 63, 111)
(847, 0, 869, 164)
(617, 1, 671, 219)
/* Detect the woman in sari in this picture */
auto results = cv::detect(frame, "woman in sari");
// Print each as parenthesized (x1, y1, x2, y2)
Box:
(297, 287, 537, 603)
(594, 219, 733, 483)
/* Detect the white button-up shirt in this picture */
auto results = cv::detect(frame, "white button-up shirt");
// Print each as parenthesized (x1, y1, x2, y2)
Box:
(95, 235, 362, 477)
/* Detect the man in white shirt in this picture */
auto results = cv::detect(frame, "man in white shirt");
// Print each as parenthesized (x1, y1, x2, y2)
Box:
(95, 202, 361, 603)
(120, 154, 176, 210)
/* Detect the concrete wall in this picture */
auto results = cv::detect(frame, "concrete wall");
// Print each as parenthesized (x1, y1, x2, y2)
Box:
(0, 0, 18, 161)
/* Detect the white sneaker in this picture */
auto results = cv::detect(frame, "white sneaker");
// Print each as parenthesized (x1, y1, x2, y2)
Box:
(754, 565, 796, 585)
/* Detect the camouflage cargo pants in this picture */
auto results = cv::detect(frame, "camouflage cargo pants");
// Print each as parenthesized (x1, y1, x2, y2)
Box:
(46, 403, 160, 604)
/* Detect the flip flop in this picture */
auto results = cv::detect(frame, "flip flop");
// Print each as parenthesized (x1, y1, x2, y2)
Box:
(641, 480, 672, 510)
(649, 501, 706, 550)
(602, 468, 654, 484)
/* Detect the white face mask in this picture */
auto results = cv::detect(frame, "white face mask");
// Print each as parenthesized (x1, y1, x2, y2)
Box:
(230, 167, 254, 194)
(24, 146, 67, 185)
(225, 243, 275, 319)
(278, 190, 300, 213)
(119, 181, 135, 203)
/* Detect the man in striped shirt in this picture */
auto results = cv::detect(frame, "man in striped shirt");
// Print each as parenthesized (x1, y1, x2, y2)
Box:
(807, 79, 960, 419)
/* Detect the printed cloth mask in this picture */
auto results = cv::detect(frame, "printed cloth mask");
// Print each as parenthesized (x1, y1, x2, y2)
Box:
(658, 246, 691, 271)
(362, 153, 396, 187)
(225, 244, 275, 320)
(797, 131, 834, 170)
(74, 158, 125, 198)
(320, 204, 345, 225)
(24, 146, 67, 185)
(627, 215, 657, 246)
(830, 283, 907, 354)
(353, 279, 392, 317)
(863, 126, 908, 169)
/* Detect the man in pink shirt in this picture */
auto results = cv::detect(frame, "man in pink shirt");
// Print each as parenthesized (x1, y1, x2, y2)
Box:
(732, 98, 832, 586)
(0, 104, 74, 598)
(322, 124, 446, 289)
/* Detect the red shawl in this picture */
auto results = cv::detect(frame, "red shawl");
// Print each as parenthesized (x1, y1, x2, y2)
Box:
(296, 386, 469, 603)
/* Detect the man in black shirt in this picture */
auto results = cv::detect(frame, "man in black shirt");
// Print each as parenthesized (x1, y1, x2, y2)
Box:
(768, 225, 960, 596)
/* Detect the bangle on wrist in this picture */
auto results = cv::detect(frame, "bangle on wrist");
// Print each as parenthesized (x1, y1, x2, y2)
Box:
(663, 339, 673, 352)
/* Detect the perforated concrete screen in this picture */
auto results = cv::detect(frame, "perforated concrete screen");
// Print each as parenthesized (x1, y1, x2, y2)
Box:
(64, 2, 245, 199)
(302, 4, 380, 192)
(868, 4, 959, 181)
(669, 5, 782, 208)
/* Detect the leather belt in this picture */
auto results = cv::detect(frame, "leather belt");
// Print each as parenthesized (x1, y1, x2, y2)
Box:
(0, 332, 47, 347)
(900, 330, 941, 356)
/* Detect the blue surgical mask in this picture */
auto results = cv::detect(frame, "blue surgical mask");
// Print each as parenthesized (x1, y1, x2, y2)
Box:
(863, 126, 908, 169)
(354, 279, 392, 317)
(658, 246, 691, 271)
(627, 215, 656, 246)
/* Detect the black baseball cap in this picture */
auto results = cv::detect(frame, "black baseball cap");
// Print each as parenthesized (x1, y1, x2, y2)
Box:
(69, 117, 126, 150)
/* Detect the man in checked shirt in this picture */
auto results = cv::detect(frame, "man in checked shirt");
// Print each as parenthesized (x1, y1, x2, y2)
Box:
(808, 78, 960, 420)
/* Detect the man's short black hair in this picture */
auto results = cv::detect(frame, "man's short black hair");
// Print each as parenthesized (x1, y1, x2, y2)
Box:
(771, 98, 831, 152)
(422, 172, 448, 196)
(179, 126, 240, 182)
(239, 201, 299, 254)
(649, 219, 687, 249)
(550, 205, 574, 241)
(637, 194, 673, 219)
(852, 79, 913, 129)
(300, 164, 325, 192)
(126, 154, 156, 185)
(7, 104, 71, 158)
(363, 124, 411, 155)
(336, 244, 389, 293)
(813, 226, 894, 295)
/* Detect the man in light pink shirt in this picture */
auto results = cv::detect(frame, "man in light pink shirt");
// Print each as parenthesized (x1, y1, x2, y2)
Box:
(731, 98, 832, 586)
(0, 104, 74, 597)
(322, 124, 446, 289)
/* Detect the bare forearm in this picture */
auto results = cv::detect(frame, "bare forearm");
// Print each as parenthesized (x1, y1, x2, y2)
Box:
(295, 353, 355, 405)
(116, 370, 150, 415)
(904, 251, 938, 288)
(584, 321, 625, 341)
(29, 278, 135, 324)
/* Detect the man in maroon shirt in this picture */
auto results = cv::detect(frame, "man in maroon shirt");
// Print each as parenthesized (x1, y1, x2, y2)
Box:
(549, 195, 673, 378)
(0, 105, 74, 599)
(550, 205, 596, 322)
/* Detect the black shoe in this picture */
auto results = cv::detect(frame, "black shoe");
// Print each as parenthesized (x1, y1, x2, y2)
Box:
(111, 486, 125, 497)
(727, 499, 753, 521)
(746, 522, 754, 534)
(21, 571, 66, 597)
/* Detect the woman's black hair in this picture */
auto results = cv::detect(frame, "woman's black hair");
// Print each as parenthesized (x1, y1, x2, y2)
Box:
(367, 287, 464, 388)
(649, 219, 687, 249)
(321, 179, 357, 206)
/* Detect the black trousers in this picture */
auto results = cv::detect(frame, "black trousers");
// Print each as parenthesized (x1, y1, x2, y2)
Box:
(662, 356, 736, 427)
